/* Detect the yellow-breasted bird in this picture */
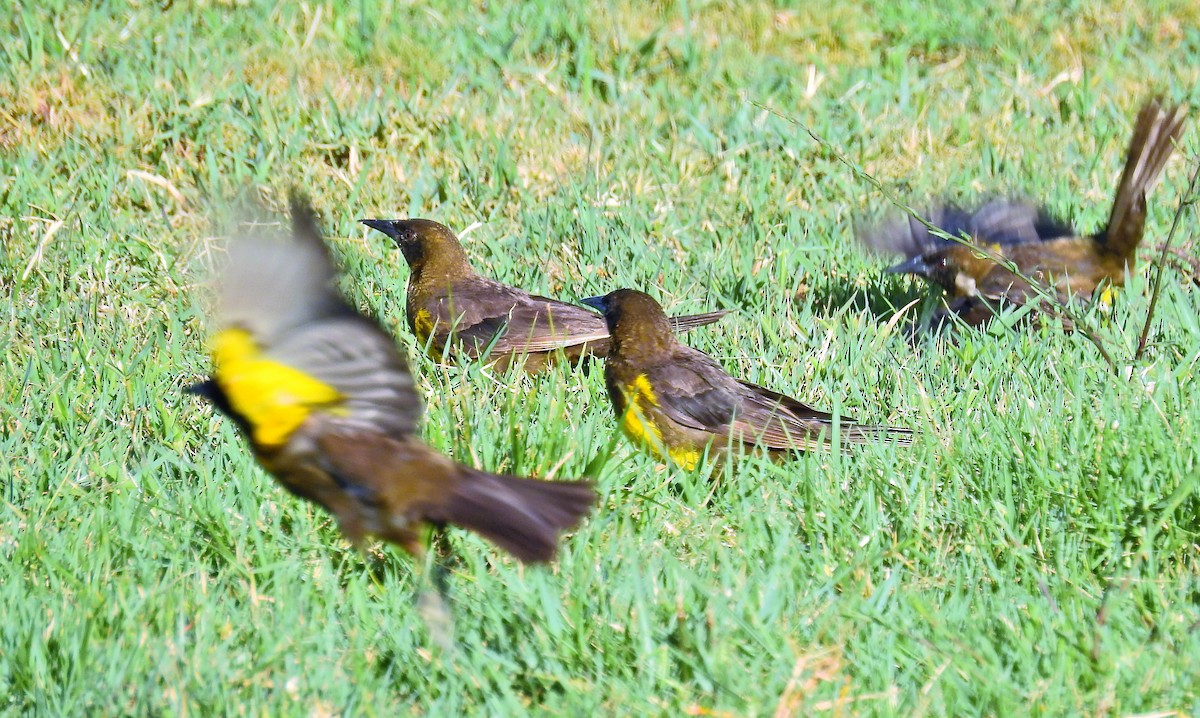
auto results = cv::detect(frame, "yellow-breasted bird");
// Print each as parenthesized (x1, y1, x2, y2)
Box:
(360, 218, 730, 371)
(863, 98, 1187, 327)
(579, 289, 913, 470)
(187, 196, 595, 562)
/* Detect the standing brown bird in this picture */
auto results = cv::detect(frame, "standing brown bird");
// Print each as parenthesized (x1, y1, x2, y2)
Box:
(187, 196, 595, 562)
(864, 98, 1187, 327)
(360, 218, 730, 371)
(580, 289, 913, 470)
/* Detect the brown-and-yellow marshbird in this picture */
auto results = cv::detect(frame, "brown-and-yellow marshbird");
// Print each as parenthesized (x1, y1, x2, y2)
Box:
(864, 98, 1187, 327)
(188, 197, 594, 562)
(361, 218, 729, 371)
(580, 289, 913, 470)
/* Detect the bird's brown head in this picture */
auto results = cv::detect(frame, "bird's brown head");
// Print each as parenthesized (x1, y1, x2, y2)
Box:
(580, 289, 677, 359)
(887, 245, 999, 298)
(360, 218, 473, 279)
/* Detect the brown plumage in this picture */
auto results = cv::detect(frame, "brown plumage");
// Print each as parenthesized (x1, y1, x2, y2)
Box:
(580, 289, 913, 470)
(187, 195, 594, 562)
(864, 98, 1187, 327)
(360, 218, 730, 371)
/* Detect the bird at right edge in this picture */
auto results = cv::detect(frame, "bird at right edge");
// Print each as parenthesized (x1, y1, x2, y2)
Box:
(863, 98, 1187, 329)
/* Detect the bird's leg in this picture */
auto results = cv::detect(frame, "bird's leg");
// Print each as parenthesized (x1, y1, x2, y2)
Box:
(413, 528, 456, 654)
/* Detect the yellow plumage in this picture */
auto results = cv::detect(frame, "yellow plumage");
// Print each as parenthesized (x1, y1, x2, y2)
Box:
(619, 374, 701, 471)
(211, 328, 344, 448)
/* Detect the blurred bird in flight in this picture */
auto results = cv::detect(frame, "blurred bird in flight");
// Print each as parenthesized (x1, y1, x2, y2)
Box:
(188, 196, 595, 563)
(864, 98, 1187, 328)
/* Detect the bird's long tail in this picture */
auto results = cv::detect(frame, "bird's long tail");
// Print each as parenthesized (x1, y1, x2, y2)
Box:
(839, 424, 916, 447)
(442, 469, 595, 563)
(1102, 99, 1187, 260)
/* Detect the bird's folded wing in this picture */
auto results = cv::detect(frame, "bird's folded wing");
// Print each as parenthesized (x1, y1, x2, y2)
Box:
(736, 380, 844, 422)
(668, 309, 732, 332)
(727, 388, 838, 451)
(732, 386, 913, 450)
(430, 282, 611, 353)
(638, 349, 740, 433)
(314, 428, 452, 509)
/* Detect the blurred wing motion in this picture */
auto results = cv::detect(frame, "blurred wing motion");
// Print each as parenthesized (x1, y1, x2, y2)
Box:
(860, 199, 1077, 259)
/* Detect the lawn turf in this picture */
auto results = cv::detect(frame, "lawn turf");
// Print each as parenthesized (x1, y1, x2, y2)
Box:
(2, 1, 1199, 715)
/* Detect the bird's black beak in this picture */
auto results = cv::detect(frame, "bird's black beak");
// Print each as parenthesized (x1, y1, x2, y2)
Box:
(579, 296, 608, 313)
(359, 218, 400, 238)
(885, 256, 932, 278)
(185, 378, 244, 428)
(185, 379, 220, 403)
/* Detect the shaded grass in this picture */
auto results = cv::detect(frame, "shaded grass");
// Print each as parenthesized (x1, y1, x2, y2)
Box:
(2, 0, 1199, 715)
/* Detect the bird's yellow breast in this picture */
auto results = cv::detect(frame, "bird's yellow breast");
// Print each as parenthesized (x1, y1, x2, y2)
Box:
(412, 308, 435, 345)
(620, 374, 701, 471)
(211, 329, 345, 448)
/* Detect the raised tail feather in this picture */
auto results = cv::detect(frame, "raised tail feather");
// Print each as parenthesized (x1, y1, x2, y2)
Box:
(1102, 98, 1187, 260)
(668, 310, 733, 333)
(443, 469, 595, 563)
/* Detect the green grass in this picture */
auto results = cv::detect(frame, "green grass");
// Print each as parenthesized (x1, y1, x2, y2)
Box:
(3, 1, 1199, 715)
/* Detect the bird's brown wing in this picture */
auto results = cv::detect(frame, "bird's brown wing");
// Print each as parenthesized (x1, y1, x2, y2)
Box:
(726, 385, 845, 451)
(649, 349, 913, 451)
(453, 294, 730, 354)
(639, 352, 839, 451)
(736, 381, 913, 448)
(489, 292, 612, 352)
(636, 348, 841, 450)
(736, 380, 844, 423)
(669, 309, 733, 332)
(422, 278, 730, 359)
(420, 278, 609, 356)
(312, 427, 593, 562)
(298, 428, 455, 554)
(635, 347, 741, 433)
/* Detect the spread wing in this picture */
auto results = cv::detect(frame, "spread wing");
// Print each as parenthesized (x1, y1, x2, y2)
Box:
(861, 200, 1078, 259)
(269, 315, 423, 437)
